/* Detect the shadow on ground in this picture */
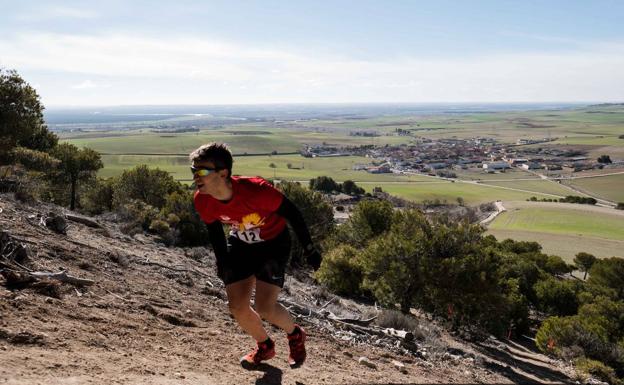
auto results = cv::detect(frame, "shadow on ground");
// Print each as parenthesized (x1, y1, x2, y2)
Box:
(474, 339, 572, 384)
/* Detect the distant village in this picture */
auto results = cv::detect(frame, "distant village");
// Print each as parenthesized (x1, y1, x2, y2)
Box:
(301, 135, 623, 177)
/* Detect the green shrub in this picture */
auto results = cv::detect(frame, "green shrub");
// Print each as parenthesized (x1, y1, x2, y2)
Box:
(9, 146, 59, 171)
(81, 177, 116, 215)
(315, 244, 363, 296)
(149, 219, 175, 245)
(544, 255, 573, 276)
(309, 176, 340, 193)
(118, 199, 159, 235)
(149, 219, 170, 235)
(161, 190, 209, 247)
(330, 199, 394, 249)
(534, 278, 579, 316)
(113, 164, 182, 209)
(278, 181, 334, 265)
(588, 257, 624, 300)
(536, 316, 584, 356)
(575, 358, 621, 385)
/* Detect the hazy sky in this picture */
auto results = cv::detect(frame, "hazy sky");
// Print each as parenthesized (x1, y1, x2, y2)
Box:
(1, 0, 623, 106)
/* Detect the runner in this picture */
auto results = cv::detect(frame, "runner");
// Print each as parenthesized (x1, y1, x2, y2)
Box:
(190, 142, 322, 369)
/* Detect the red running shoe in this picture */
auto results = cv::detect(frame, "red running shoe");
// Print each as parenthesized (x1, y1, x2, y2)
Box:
(240, 338, 275, 368)
(287, 325, 307, 368)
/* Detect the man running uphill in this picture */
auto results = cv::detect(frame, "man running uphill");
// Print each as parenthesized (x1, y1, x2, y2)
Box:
(190, 143, 322, 369)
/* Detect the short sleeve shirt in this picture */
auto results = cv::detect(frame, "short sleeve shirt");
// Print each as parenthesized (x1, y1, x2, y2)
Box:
(193, 176, 286, 243)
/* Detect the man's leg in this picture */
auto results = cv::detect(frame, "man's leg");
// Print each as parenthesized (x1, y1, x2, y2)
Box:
(225, 276, 270, 342)
(254, 280, 296, 334)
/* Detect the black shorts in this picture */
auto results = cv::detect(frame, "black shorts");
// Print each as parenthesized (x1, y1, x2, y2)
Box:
(218, 229, 291, 288)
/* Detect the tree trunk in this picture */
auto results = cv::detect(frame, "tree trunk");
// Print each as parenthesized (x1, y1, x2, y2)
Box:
(70, 178, 77, 210)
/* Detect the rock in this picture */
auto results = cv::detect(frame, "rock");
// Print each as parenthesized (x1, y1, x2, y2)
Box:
(44, 213, 68, 234)
(174, 372, 185, 379)
(392, 360, 408, 374)
(497, 343, 509, 351)
(358, 357, 377, 369)
(343, 351, 353, 358)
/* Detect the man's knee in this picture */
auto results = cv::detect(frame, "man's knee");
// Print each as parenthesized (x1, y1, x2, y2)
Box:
(228, 300, 251, 316)
(254, 301, 275, 319)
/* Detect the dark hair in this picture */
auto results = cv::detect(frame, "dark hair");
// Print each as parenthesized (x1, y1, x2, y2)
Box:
(189, 142, 233, 178)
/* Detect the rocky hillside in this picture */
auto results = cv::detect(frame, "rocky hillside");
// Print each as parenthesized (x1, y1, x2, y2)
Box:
(0, 194, 577, 384)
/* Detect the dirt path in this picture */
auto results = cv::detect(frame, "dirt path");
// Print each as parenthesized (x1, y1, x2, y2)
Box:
(480, 201, 506, 225)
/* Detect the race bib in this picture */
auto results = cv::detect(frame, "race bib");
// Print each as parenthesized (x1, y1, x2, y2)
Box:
(230, 227, 264, 244)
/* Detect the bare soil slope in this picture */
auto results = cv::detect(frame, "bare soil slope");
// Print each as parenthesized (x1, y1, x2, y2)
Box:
(0, 195, 575, 384)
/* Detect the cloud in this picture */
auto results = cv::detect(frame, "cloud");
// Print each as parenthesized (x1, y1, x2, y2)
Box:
(71, 80, 111, 89)
(1, 32, 623, 104)
(15, 6, 98, 22)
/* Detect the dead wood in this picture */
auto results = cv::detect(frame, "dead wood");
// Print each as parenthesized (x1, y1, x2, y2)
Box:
(30, 270, 94, 286)
(141, 258, 212, 281)
(380, 327, 415, 342)
(327, 311, 378, 326)
(65, 213, 102, 228)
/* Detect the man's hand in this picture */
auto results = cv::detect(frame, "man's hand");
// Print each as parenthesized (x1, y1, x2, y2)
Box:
(304, 246, 322, 271)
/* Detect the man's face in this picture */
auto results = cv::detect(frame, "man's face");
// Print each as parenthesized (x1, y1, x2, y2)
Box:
(192, 160, 225, 194)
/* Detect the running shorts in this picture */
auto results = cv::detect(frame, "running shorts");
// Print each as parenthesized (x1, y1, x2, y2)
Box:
(218, 228, 291, 288)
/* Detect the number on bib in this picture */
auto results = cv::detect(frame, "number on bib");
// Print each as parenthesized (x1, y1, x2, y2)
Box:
(230, 228, 263, 244)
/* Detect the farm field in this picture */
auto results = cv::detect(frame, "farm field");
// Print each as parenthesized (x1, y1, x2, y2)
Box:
(563, 174, 624, 203)
(487, 229, 624, 261)
(365, 182, 558, 205)
(487, 201, 624, 260)
(97, 153, 570, 204)
(480, 180, 574, 197)
(65, 129, 411, 155)
(454, 168, 540, 181)
(98, 154, 435, 183)
(62, 104, 624, 207)
(67, 132, 302, 154)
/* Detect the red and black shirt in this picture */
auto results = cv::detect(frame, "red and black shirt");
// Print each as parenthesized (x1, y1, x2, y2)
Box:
(194, 176, 287, 243)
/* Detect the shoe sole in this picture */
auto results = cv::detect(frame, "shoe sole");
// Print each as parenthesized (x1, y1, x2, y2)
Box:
(240, 353, 276, 370)
(289, 360, 304, 369)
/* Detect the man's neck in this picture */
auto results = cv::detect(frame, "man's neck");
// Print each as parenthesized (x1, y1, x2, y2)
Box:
(209, 178, 233, 201)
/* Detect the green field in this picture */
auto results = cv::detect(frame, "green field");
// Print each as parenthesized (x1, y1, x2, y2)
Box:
(564, 174, 624, 203)
(67, 132, 302, 154)
(454, 168, 540, 181)
(487, 229, 624, 261)
(65, 129, 411, 155)
(366, 181, 558, 205)
(488, 201, 624, 260)
(480, 180, 574, 197)
(63, 104, 624, 207)
(98, 154, 438, 183)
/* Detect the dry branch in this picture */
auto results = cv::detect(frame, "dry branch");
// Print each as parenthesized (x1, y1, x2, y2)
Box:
(30, 270, 94, 286)
(141, 259, 213, 282)
(327, 311, 378, 326)
(65, 214, 102, 228)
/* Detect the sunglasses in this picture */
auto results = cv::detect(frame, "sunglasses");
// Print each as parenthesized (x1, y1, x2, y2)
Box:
(190, 166, 220, 177)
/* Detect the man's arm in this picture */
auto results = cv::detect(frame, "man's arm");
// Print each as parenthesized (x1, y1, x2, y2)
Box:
(276, 196, 322, 269)
(205, 220, 228, 275)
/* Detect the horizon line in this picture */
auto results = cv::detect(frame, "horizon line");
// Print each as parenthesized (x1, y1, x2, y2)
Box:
(44, 101, 614, 109)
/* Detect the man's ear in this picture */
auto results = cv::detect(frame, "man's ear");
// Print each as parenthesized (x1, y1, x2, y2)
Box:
(219, 168, 229, 178)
